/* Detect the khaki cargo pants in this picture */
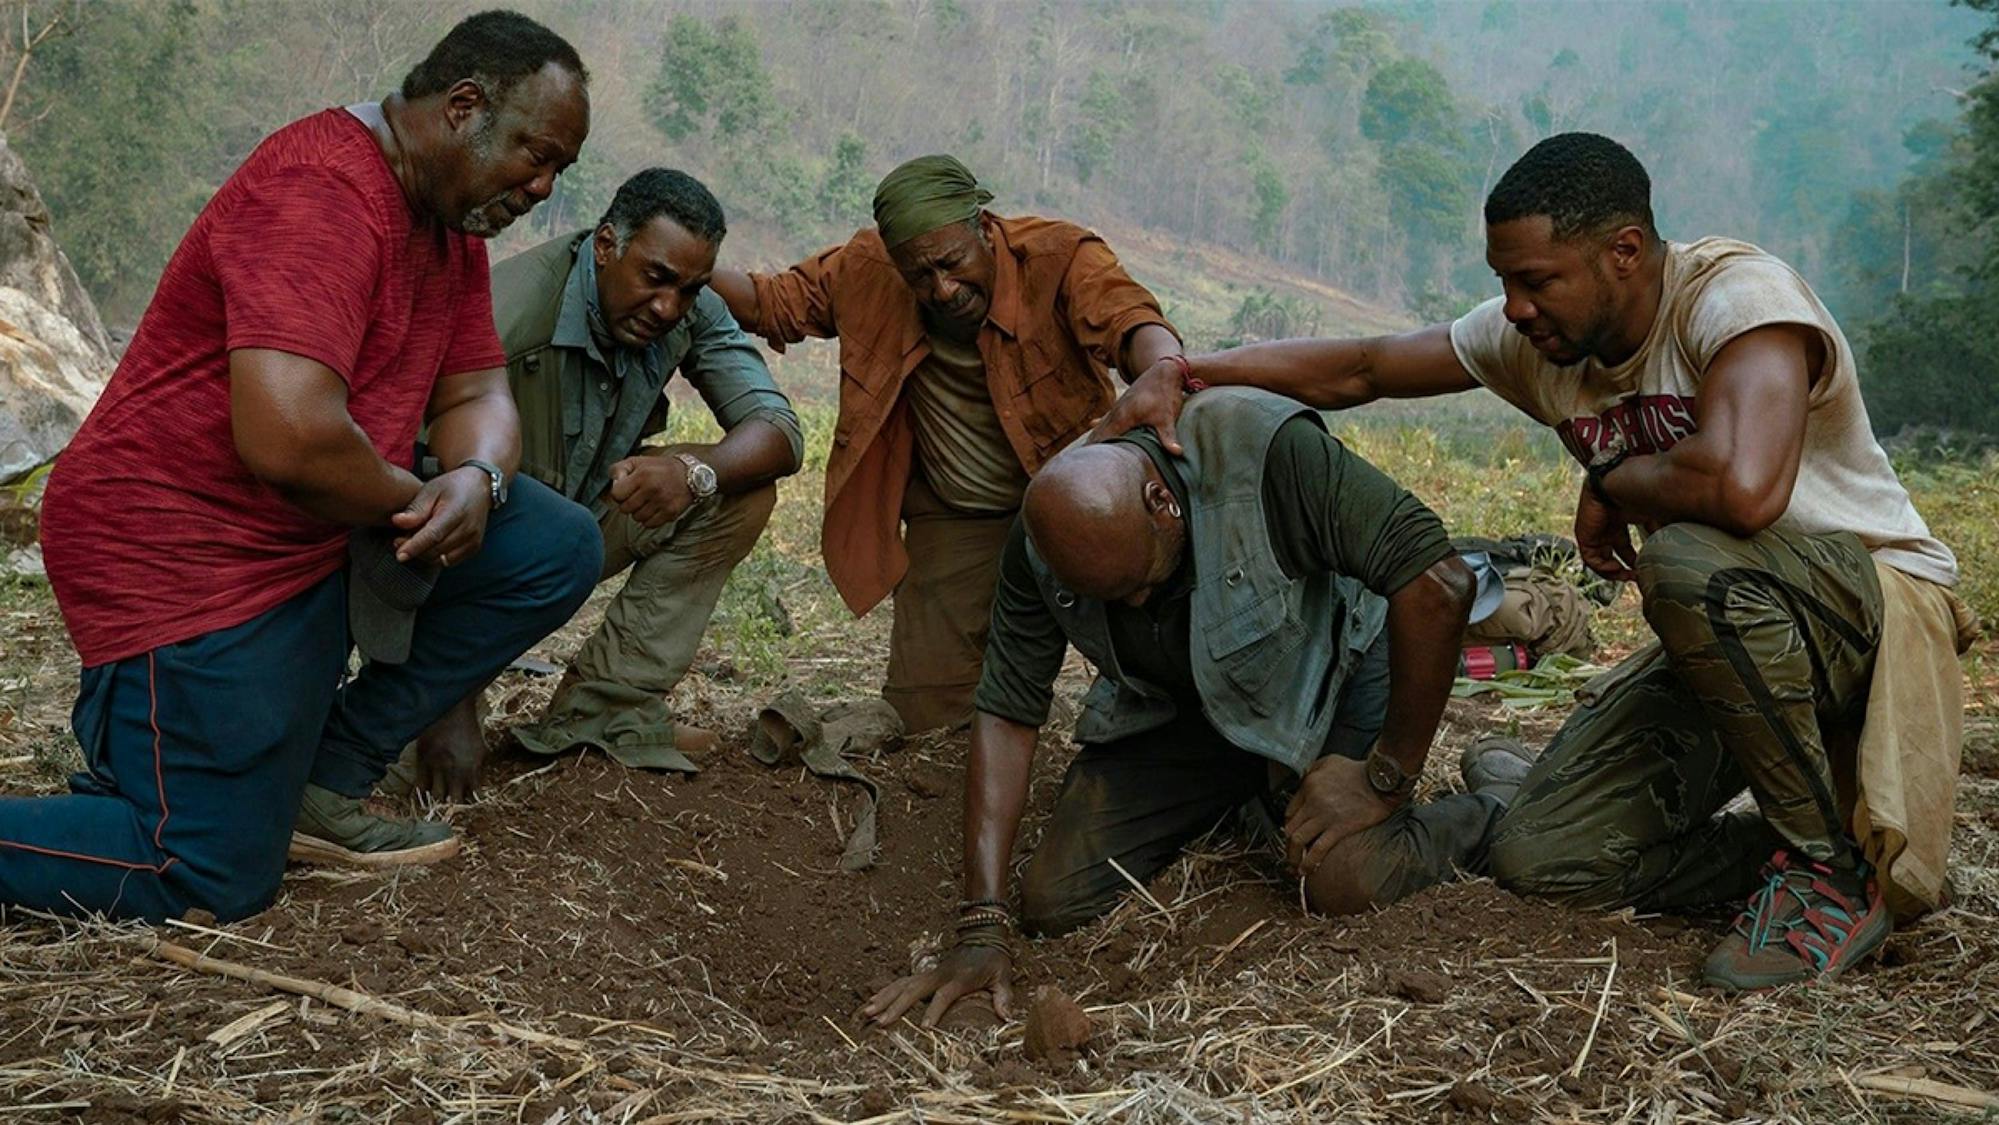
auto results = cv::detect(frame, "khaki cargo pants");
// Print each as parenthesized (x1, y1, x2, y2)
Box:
(881, 473, 1016, 734)
(517, 484, 776, 769)
(1489, 523, 1884, 911)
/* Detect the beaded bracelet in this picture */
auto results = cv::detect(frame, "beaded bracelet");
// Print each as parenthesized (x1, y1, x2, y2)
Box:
(956, 908, 1013, 932)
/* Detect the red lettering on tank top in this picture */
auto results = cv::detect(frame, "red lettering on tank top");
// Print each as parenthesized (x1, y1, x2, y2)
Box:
(1557, 394, 1700, 465)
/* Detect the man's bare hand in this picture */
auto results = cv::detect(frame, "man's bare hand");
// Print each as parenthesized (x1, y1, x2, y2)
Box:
(413, 697, 485, 803)
(858, 944, 1012, 1029)
(1284, 755, 1396, 875)
(606, 454, 696, 529)
(1575, 482, 1639, 582)
(1089, 360, 1187, 454)
(392, 467, 492, 566)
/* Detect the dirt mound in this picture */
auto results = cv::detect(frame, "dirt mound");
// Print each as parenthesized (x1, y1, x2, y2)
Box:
(241, 731, 1723, 1096)
(252, 740, 969, 1060)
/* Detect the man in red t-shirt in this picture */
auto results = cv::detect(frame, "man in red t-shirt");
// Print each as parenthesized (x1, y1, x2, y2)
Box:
(1, 12, 601, 923)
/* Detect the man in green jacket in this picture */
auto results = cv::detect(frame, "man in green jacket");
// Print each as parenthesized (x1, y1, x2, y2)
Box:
(412, 168, 803, 793)
(861, 387, 1508, 1028)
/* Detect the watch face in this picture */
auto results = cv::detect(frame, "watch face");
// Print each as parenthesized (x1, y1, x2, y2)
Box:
(1366, 752, 1405, 794)
(690, 462, 719, 496)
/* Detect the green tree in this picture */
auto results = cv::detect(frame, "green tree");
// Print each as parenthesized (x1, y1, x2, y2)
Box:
(1378, 141, 1475, 258)
(1823, 120, 1974, 322)
(1852, 0, 1999, 436)
(1359, 57, 1458, 145)
(646, 15, 779, 143)
(1962, 0, 1999, 282)
(1249, 152, 1289, 253)
(1357, 56, 1478, 291)
(645, 16, 812, 238)
(816, 133, 872, 225)
(1070, 70, 1126, 186)
(16, 0, 217, 318)
(1861, 295, 1999, 435)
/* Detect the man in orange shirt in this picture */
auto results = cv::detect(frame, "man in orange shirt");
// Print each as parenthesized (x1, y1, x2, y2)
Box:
(711, 156, 1183, 731)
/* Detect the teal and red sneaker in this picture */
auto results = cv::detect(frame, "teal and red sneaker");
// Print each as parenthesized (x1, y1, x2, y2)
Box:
(1703, 850, 1892, 991)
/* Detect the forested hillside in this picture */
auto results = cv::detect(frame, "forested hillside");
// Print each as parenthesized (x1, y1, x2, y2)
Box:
(3, 0, 1992, 431)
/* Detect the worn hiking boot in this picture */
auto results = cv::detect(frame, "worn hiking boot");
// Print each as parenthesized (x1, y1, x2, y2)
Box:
(288, 784, 461, 868)
(1459, 736, 1535, 806)
(1703, 850, 1891, 991)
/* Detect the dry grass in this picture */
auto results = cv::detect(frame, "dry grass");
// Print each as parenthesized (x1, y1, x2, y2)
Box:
(2, 400, 1995, 1123)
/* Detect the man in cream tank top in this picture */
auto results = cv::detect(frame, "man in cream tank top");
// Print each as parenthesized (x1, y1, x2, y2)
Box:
(1095, 132, 1971, 992)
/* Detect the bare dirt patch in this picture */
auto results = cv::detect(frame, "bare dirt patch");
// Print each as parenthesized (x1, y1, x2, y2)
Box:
(3, 442, 1996, 1120)
(6, 692, 1996, 1121)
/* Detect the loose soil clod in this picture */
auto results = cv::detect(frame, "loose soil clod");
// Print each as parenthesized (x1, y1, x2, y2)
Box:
(1388, 968, 1451, 1004)
(1022, 985, 1093, 1061)
(338, 920, 383, 946)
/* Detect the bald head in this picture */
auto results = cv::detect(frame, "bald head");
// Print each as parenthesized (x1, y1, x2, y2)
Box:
(1024, 443, 1183, 605)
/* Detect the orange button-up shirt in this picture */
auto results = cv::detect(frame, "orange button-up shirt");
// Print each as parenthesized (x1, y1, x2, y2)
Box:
(744, 213, 1175, 616)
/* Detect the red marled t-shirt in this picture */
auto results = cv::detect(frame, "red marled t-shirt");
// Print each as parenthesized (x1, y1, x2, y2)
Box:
(40, 108, 506, 667)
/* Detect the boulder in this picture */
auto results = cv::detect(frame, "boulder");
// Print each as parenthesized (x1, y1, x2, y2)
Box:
(0, 134, 112, 481)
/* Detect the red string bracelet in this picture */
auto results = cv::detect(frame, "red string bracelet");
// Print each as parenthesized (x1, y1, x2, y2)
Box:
(1165, 353, 1206, 394)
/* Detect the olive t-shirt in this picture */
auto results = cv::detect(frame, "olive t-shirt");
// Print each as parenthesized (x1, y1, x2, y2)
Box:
(975, 417, 1453, 728)
(904, 315, 1030, 513)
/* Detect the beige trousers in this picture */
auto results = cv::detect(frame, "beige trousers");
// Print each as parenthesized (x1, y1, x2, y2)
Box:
(882, 473, 1016, 734)
(516, 484, 777, 768)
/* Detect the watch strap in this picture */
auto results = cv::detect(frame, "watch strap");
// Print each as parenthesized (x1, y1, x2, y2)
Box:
(459, 458, 508, 510)
(1585, 449, 1633, 505)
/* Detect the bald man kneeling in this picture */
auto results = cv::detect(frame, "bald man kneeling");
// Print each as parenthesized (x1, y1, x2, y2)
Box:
(863, 386, 1528, 1028)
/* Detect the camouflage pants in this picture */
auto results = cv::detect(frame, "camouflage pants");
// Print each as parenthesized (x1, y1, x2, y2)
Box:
(1489, 523, 1884, 911)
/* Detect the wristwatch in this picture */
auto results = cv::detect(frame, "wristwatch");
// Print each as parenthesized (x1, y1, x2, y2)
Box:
(1585, 449, 1634, 506)
(676, 453, 719, 503)
(458, 458, 508, 511)
(1364, 746, 1417, 801)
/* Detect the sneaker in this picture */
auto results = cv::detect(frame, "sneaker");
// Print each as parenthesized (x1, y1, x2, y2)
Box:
(1459, 736, 1535, 806)
(288, 784, 461, 868)
(1702, 850, 1891, 992)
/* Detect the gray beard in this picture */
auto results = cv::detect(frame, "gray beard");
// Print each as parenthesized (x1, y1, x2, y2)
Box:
(454, 193, 511, 238)
(451, 115, 511, 237)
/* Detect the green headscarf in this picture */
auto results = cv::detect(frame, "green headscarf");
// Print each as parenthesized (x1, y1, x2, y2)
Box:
(872, 154, 993, 248)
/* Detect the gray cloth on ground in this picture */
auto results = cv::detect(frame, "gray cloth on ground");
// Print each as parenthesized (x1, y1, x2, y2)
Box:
(749, 690, 904, 871)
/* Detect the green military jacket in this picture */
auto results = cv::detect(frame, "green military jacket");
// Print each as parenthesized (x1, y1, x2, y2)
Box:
(490, 232, 802, 515)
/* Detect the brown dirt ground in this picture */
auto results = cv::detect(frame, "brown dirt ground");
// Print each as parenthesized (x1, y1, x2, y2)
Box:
(2, 582, 1996, 1122)
(5, 689, 1997, 1122)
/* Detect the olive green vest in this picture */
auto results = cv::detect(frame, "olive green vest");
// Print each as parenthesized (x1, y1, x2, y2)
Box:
(1028, 387, 1387, 774)
(490, 232, 585, 495)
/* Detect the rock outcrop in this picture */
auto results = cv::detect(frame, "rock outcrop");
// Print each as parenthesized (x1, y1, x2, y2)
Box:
(0, 134, 112, 481)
